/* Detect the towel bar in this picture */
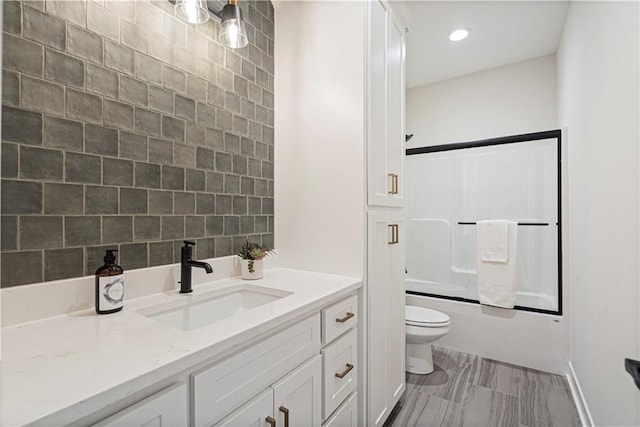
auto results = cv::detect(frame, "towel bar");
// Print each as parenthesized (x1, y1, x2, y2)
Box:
(458, 222, 550, 226)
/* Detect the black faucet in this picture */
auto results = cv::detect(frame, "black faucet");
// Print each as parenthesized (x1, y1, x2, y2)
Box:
(179, 241, 213, 294)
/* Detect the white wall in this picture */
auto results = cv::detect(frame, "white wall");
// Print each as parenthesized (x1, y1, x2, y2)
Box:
(273, 2, 366, 278)
(406, 54, 558, 149)
(557, 1, 640, 425)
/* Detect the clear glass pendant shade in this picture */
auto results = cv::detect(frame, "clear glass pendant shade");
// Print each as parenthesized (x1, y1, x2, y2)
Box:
(219, 18, 248, 48)
(219, 3, 248, 48)
(175, 0, 209, 24)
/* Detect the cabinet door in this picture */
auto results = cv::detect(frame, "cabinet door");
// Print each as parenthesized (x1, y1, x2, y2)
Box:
(367, 211, 405, 426)
(272, 355, 322, 427)
(94, 384, 187, 427)
(386, 10, 405, 206)
(215, 388, 274, 427)
(322, 393, 358, 427)
(368, 0, 405, 208)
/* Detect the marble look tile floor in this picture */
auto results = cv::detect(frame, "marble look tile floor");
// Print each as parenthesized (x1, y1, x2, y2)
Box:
(386, 346, 581, 427)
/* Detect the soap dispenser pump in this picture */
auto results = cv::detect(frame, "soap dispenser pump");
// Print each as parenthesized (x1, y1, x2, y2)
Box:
(95, 249, 124, 314)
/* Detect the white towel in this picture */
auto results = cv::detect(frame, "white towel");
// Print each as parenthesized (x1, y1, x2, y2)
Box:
(476, 220, 518, 308)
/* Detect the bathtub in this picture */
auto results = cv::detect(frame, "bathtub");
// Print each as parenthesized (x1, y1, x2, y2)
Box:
(405, 276, 557, 313)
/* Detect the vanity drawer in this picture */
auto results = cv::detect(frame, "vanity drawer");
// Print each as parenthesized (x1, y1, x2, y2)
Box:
(323, 392, 358, 427)
(192, 314, 321, 427)
(94, 383, 187, 426)
(322, 328, 357, 419)
(322, 295, 358, 344)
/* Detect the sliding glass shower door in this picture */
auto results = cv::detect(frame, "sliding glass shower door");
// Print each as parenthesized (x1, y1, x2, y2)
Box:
(405, 131, 561, 314)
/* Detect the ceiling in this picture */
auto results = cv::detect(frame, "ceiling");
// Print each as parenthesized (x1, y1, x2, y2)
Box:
(405, 1, 570, 88)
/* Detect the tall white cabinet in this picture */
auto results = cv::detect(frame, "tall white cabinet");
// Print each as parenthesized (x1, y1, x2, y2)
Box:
(274, 1, 409, 425)
(367, 1, 407, 425)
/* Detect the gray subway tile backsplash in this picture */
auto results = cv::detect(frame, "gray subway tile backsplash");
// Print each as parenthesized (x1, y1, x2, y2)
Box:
(66, 88, 103, 124)
(2, 70, 20, 107)
(87, 1, 120, 42)
(44, 115, 84, 151)
(65, 216, 102, 247)
(2, 106, 42, 145)
(45, 48, 85, 89)
(85, 124, 119, 156)
(1, 215, 18, 250)
(21, 75, 65, 115)
(44, 247, 85, 281)
(65, 152, 103, 184)
(67, 24, 104, 66)
(86, 63, 120, 98)
(3, 1, 22, 36)
(1, 250, 43, 286)
(2, 143, 19, 178)
(120, 187, 148, 214)
(1, 0, 274, 287)
(3, 33, 44, 77)
(120, 131, 149, 161)
(19, 216, 63, 249)
(23, 5, 66, 50)
(135, 162, 162, 189)
(19, 146, 64, 181)
(43, 183, 84, 215)
(85, 185, 119, 215)
(1, 179, 43, 214)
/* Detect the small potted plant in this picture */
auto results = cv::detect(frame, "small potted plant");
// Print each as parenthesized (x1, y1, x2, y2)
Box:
(238, 241, 272, 280)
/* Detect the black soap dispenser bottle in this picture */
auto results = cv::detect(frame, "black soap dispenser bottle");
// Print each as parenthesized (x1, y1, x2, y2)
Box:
(95, 249, 124, 314)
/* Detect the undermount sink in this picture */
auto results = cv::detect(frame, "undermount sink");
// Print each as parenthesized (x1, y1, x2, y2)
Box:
(138, 284, 293, 331)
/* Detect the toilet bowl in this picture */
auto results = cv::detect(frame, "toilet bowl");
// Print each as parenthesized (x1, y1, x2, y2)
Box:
(405, 305, 450, 375)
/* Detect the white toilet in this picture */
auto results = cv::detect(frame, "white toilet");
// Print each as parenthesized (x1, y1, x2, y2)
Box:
(405, 305, 451, 374)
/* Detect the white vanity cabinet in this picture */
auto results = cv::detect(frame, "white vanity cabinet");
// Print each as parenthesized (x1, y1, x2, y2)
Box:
(88, 295, 358, 427)
(2, 269, 362, 427)
(93, 383, 188, 427)
(196, 294, 359, 427)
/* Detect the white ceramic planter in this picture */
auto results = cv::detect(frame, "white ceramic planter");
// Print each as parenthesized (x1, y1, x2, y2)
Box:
(240, 259, 264, 280)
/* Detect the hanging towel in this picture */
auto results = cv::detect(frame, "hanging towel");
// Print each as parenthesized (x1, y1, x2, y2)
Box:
(476, 220, 518, 308)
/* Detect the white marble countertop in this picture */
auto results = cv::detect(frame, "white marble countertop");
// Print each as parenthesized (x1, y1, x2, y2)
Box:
(1, 268, 362, 426)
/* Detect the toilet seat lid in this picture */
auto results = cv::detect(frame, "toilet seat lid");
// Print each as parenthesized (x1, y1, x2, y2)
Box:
(405, 306, 450, 326)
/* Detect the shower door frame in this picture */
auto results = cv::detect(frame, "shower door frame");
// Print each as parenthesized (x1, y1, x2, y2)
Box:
(405, 129, 563, 316)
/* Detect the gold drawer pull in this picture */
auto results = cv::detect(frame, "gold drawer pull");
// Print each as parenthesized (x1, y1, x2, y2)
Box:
(336, 312, 354, 323)
(266, 416, 276, 427)
(335, 363, 354, 379)
(279, 406, 290, 427)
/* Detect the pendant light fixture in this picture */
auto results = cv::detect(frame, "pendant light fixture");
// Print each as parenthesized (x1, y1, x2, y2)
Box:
(174, 0, 209, 25)
(172, 0, 248, 49)
(218, 0, 248, 49)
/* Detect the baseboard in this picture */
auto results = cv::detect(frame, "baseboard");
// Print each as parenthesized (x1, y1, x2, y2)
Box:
(566, 362, 595, 426)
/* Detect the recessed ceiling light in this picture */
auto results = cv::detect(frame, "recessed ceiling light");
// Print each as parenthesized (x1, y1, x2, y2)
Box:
(449, 29, 470, 42)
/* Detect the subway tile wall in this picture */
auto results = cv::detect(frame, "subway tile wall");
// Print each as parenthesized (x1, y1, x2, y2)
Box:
(1, 0, 274, 287)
